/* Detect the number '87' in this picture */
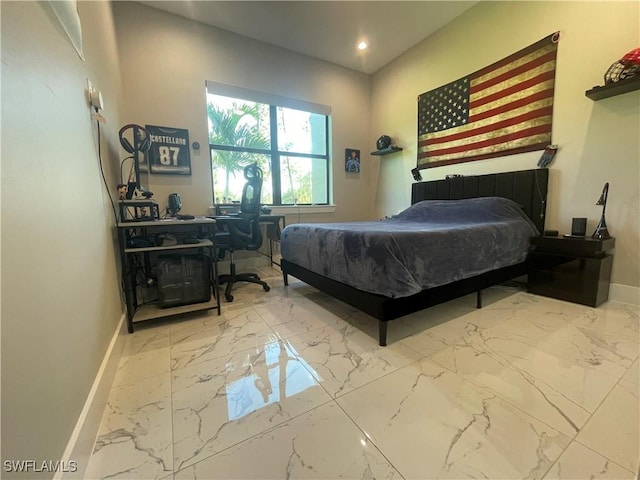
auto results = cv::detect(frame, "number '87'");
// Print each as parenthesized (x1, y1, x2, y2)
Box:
(158, 146, 180, 165)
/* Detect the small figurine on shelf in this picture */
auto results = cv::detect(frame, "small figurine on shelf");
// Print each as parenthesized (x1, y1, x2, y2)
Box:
(117, 183, 128, 200)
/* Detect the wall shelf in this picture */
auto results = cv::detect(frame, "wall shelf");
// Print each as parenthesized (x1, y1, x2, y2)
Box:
(371, 146, 403, 156)
(585, 77, 640, 101)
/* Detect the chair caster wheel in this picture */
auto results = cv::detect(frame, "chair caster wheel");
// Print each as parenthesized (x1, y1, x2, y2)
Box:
(225, 294, 234, 302)
(263, 285, 270, 292)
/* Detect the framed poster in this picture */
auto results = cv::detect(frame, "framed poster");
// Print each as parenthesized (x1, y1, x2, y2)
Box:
(345, 148, 361, 172)
(146, 125, 191, 175)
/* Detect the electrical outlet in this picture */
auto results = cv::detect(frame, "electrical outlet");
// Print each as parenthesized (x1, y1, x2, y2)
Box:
(86, 78, 95, 104)
(86, 78, 104, 111)
(90, 90, 104, 110)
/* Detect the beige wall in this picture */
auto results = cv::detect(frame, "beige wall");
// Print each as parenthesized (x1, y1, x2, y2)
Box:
(1, 1, 124, 476)
(370, 1, 640, 293)
(112, 1, 373, 224)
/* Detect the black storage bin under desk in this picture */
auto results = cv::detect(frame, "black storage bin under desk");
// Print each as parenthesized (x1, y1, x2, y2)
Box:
(157, 254, 211, 308)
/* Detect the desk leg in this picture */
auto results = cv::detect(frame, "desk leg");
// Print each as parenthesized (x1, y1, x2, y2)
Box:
(269, 238, 274, 267)
(208, 226, 221, 316)
(270, 215, 284, 268)
(118, 229, 136, 333)
(213, 253, 221, 315)
(124, 267, 136, 333)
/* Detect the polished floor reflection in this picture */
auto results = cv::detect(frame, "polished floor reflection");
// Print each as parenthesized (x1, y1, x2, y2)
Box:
(86, 266, 639, 479)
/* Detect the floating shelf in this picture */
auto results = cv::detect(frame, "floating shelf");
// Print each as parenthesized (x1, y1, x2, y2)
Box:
(585, 77, 640, 101)
(371, 146, 403, 156)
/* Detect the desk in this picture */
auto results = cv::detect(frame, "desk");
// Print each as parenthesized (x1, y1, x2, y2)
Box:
(117, 218, 220, 333)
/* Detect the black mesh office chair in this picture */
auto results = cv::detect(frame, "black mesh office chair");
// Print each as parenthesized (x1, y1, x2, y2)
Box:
(215, 163, 270, 302)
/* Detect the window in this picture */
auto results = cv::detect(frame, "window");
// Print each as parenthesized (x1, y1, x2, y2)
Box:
(207, 84, 331, 206)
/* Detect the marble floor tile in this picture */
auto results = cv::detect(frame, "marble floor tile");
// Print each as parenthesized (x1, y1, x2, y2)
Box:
(283, 323, 423, 398)
(348, 304, 477, 346)
(85, 373, 173, 480)
(171, 338, 332, 470)
(170, 308, 276, 371)
(473, 296, 639, 378)
(400, 309, 492, 357)
(337, 356, 570, 479)
(514, 294, 640, 342)
(122, 322, 171, 357)
(571, 301, 640, 341)
(173, 402, 401, 479)
(111, 346, 171, 389)
(575, 379, 639, 473)
(428, 340, 596, 437)
(543, 441, 635, 479)
(88, 265, 639, 480)
(169, 306, 253, 344)
(623, 358, 639, 384)
(253, 290, 346, 338)
(472, 326, 620, 411)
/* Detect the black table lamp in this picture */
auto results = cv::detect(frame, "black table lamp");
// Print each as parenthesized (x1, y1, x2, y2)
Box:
(592, 182, 611, 240)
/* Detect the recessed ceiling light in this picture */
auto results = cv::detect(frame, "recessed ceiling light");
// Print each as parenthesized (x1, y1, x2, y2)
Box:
(357, 40, 368, 51)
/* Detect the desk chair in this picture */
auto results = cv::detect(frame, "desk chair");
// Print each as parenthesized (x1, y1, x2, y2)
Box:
(215, 163, 270, 302)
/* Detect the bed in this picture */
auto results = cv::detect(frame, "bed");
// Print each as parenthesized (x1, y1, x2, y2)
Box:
(280, 169, 549, 345)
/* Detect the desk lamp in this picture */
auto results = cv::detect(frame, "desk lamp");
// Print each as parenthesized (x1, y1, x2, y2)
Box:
(592, 182, 611, 240)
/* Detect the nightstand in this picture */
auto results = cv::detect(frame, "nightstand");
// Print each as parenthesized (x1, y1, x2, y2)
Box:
(527, 236, 615, 307)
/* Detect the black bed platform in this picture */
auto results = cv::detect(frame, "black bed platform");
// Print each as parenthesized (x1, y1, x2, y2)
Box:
(281, 168, 549, 345)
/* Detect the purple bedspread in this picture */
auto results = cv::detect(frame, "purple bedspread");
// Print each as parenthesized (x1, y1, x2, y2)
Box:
(280, 197, 538, 298)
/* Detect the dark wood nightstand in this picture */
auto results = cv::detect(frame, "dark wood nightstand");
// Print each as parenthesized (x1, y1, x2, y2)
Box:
(527, 236, 615, 307)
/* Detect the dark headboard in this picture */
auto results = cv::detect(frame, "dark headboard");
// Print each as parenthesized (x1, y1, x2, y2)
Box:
(411, 168, 549, 233)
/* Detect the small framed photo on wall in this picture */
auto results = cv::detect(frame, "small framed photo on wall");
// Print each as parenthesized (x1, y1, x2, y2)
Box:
(345, 148, 361, 172)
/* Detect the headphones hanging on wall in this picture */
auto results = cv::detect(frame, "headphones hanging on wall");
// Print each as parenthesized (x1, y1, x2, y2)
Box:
(118, 124, 151, 154)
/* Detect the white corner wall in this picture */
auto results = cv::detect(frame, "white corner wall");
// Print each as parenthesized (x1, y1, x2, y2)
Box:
(370, 1, 640, 293)
(112, 1, 373, 223)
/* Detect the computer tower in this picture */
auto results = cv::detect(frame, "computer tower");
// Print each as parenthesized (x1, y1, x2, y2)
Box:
(157, 254, 211, 308)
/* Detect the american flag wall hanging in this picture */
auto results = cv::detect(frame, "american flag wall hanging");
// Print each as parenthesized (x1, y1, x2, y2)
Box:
(417, 32, 560, 168)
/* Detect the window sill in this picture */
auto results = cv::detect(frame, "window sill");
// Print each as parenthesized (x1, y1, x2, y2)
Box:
(270, 205, 336, 215)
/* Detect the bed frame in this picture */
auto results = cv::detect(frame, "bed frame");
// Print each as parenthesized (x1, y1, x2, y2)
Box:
(282, 168, 549, 346)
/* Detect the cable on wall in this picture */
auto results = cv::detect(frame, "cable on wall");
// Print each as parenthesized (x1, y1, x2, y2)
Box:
(95, 115, 119, 223)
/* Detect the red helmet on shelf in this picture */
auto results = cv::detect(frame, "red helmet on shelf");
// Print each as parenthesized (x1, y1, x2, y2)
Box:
(604, 47, 640, 84)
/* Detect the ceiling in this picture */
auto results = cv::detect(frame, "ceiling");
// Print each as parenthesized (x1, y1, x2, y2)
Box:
(137, 1, 479, 74)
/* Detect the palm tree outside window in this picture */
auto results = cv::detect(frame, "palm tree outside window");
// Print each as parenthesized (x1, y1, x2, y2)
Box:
(207, 91, 330, 206)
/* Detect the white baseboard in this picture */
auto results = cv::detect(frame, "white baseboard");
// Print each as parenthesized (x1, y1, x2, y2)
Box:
(610, 283, 640, 305)
(56, 314, 127, 480)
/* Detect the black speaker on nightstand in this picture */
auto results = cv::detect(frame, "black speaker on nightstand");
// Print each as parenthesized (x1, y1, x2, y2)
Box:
(571, 217, 587, 237)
